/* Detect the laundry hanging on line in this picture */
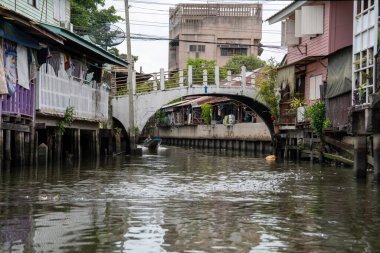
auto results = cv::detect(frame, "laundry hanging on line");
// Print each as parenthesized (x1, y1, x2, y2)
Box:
(4, 39, 17, 96)
(17, 44, 30, 89)
(0, 38, 8, 95)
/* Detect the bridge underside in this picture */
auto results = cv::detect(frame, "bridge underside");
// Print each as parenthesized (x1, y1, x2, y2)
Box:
(183, 93, 274, 136)
(112, 87, 274, 141)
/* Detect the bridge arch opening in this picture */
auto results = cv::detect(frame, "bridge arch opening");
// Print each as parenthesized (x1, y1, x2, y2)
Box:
(140, 93, 274, 143)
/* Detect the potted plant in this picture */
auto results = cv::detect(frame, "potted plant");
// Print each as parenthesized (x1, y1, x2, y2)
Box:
(288, 97, 306, 123)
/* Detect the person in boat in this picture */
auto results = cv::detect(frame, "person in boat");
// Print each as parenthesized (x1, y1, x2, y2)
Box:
(144, 135, 152, 144)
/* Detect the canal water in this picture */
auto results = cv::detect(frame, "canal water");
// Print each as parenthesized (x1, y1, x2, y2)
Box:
(1, 146, 380, 252)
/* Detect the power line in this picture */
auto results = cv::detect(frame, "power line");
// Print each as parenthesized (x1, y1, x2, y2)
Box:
(72, 20, 282, 34)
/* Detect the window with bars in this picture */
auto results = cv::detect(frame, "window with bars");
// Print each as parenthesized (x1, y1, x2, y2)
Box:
(189, 45, 206, 53)
(221, 48, 248, 56)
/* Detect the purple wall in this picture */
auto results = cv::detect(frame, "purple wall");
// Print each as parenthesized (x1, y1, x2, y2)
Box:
(1, 83, 34, 118)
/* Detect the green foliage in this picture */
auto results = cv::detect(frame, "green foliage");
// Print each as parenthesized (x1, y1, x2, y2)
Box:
(71, 0, 122, 30)
(186, 58, 227, 84)
(256, 59, 279, 119)
(305, 101, 326, 137)
(108, 47, 119, 56)
(224, 55, 266, 74)
(56, 106, 75, 135)
(156, 110, 169, 126)
(108, 48, 138, 62)
(289, 97, 306, 109)
(287, 97, 306, 117)
(201, 103, 212, 125)
(323, 118, 332, 128)
(113, 127, 122, 136)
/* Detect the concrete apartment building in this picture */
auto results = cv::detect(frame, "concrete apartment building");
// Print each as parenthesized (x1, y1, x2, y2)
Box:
(169, 3, 262, 71)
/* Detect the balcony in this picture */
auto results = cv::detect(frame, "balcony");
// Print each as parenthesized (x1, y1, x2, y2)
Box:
(1, 84, 34, 118)
(36, 64, 109, 122)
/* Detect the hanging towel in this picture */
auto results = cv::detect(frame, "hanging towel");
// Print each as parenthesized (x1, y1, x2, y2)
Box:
(0, 38, 8, 94)
(17, 44, 29, 89)
(64, 53, 70, 70)
(4, 39, 17, 96)
(49, 51, 61, 77)
(29, 49, 38, 81)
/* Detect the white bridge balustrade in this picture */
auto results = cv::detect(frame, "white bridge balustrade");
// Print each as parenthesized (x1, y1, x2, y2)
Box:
(37, 64, 109, 121)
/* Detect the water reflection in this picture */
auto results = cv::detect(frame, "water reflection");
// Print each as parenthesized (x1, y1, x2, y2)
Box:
(0, 146, 380, 252)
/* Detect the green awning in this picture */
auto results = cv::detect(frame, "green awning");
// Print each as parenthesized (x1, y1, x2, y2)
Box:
(38, 23, 128, 67)
(326, 46, 352, 99)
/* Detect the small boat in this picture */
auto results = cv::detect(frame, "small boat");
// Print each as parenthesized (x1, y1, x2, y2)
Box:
(143, 137, 162, 151)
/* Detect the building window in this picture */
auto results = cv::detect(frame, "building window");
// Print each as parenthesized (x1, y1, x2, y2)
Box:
(28, 0, 39, 8)
(309, 75, 322, 101)
(189, 45, 205, 52)
(221, 48, 248, 56)
(189, 45, 197, 52)
(54, 0, 66, 22)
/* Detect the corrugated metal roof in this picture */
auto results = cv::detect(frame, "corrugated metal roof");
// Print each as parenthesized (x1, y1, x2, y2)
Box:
(38, 23, 128, 67)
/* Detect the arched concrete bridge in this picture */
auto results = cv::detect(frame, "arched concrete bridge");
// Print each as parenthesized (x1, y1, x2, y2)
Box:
(112, 84, 274, 137)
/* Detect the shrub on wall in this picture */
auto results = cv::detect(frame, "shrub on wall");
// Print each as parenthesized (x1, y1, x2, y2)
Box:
(201, 103, 212, 125)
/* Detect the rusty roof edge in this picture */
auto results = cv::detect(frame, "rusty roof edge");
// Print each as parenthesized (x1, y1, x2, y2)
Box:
(0, 5, 65, 45)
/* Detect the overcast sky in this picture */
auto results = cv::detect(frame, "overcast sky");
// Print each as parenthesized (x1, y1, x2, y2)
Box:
(104, 0, 290, 73)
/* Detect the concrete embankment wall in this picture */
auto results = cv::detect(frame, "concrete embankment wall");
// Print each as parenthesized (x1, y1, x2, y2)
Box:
(155, 122, 272, 153)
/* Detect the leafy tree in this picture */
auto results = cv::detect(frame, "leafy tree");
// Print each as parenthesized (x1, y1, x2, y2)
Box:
(305, 101, 327, 162)
(186, 58, 226, 84)
(224, 55, 266, 74)
(108, 48, 138, 62)
(256, 59, 279, 120)
(201, 103, 212, 125)
(108, 47, 120, 56)
(71, 0, 122, 31)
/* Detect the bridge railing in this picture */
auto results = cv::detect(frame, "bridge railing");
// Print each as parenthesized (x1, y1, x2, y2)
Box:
(111, 65, 259, 96)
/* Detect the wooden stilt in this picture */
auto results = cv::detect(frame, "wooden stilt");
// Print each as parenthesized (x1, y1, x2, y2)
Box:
(5, 130, 11, 161)
(0, 130, 3, 163)
(15, 131, 25, 164)
(54, 133, 62, 163)
(24, 132, 30, 165)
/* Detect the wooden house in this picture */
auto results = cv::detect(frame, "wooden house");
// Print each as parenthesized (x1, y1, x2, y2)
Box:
(0, 2, 128, 165)
(267, 1, 354, 130)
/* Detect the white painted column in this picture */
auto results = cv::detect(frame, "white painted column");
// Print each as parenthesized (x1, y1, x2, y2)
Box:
(179, 69, 184, 87)
(153, 73, 157, 91)
(203, 69, 207, 87)
(188, 65, 193, 87)
(227, 70, 232, 82)
(215, 66, 220, 89)
(132, 70, 136, 95)
(241, 66, 246, 89)
(160, 68, 165, 90)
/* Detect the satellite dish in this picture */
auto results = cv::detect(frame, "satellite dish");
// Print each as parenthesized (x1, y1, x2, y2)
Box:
(88, 24, 125, 49)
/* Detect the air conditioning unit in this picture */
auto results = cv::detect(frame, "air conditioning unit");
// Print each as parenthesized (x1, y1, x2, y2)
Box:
(60, 21, 73, 32)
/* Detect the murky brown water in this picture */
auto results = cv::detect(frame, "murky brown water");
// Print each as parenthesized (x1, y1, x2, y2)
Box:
(1, 146, 380, 252)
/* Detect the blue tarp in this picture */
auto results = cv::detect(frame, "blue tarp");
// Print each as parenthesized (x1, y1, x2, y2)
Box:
(0, 20, 40, 49)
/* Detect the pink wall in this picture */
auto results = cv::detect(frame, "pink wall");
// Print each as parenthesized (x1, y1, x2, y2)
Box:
(304, 59, 328, 104)
(286, 1, 353, 65)
(328, 1, 354, 54)
(287, 1, 330, 64)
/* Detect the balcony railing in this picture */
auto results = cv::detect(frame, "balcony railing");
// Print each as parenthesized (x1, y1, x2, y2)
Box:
(37, 64, 109, 121)
(1, 83, 34, 118)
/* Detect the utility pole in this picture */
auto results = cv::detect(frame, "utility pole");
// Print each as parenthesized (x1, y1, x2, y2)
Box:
(124, 0, 136, 152)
